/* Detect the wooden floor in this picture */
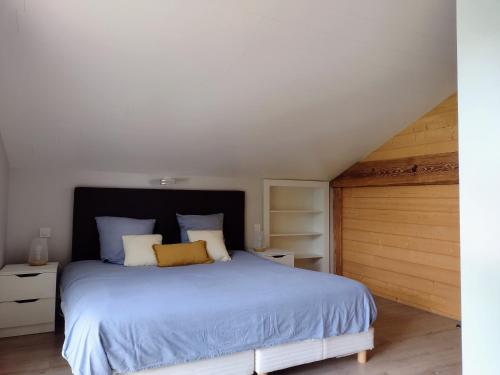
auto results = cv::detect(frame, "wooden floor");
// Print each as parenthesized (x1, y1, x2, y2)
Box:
(0, 297, 461, 375)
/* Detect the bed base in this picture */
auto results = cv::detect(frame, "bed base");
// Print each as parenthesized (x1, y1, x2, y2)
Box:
(255, 349, 368, 374)
(254, 328, 374, 374)
(125, 350, 254, 375)
(121, 328, 374, 375)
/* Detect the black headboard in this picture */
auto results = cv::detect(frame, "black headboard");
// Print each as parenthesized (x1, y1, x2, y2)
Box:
(72, 187, 245, 261)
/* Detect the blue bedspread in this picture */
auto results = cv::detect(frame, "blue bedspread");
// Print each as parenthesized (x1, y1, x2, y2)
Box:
(60, 251, 377, 375)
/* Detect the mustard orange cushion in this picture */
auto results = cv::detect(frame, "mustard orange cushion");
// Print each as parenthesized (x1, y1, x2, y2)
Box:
(153, 241, 214, 267)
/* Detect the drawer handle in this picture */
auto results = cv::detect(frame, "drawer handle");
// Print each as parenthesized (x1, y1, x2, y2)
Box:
(16, 273, 41, 278)
(272, 255, 285, 258)
(15, 299, 39, 304)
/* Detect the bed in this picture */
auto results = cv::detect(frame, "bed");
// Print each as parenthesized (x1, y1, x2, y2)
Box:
(61, 187, 377, 375)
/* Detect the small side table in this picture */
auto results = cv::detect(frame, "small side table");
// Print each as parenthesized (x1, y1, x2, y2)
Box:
(248, 249, 294, 267)
(0, 262, 58, 338)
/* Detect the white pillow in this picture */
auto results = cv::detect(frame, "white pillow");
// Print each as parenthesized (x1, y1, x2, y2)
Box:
(187, 230, 231, 262)
(122, 234, 162, 266)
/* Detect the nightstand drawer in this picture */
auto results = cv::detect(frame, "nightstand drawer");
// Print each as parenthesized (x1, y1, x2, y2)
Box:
(263, 254, 294, 267)
(0, 273, 57, 302)
(0, 298, 55, 329)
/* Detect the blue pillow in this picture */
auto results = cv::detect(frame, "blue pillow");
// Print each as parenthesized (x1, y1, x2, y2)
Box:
(176, 213, 224, 243)
(96, 216, 156, 264)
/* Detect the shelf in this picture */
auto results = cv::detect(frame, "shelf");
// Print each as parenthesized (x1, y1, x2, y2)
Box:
(269, 232, 322, 237)
(270, 210, 323, 214)
(264, 179, 330, 273)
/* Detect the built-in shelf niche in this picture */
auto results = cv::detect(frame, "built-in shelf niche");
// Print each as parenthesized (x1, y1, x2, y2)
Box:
(263, 180, 330, 272)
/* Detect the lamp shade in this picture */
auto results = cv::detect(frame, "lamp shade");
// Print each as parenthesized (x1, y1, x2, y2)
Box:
(28, 237, 48, 266)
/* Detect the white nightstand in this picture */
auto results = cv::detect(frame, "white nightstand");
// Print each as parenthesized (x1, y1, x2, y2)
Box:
(248, 249, 294, 267)
(0, 262, 58, 338)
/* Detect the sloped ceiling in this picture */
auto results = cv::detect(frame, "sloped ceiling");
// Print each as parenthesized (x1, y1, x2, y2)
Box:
(0, 0, 456, 179)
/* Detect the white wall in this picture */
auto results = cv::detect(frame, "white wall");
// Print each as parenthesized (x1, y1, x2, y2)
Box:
(0, 134, 8, 268)
(6, 168, 262, 265)
(457, 1, 500, 374)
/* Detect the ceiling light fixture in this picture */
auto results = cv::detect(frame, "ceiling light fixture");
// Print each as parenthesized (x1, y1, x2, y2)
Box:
(160, 177, 177, 186)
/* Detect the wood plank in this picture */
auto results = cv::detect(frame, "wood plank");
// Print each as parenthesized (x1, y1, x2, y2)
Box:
(343, 261, 459, 301)
(343, 207, 459, 227)
(364, 94, 457, 161)
(344, 271, 455, 316)
(364, 142, 457, 161)
(344, 271, 460, 319)
(398, 118, 451, 135)
(383, 126, 456, 151)
(344, 196, 459, 213)
(382, 94, 456, 135)
(343, 250, 460, 287)
(343, 218, 460, 242)
(343, 185, 459, 199)
(425, 94, 457, 114)
(399, 105, 457, 136)
(333, 187, 343, 275)
(365, 104, 457, 161)
(343, 228, 460, 257)
(398, 117, 452, 135)
(392, 112, 456, 136)
(331, 152, 459, 188)
(343, 239, 460, 271)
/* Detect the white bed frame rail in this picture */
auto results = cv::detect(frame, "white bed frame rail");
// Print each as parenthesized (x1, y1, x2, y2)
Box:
(123, 328, 374, 375)
(255, 328, 373, 374)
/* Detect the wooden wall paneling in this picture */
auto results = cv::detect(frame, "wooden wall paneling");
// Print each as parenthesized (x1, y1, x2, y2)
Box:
(343, 270, 460, 319)
(341, 185, 461, 320)
(343, 207, 458, 227)
(329, 94, 460, 320)
(333, 187, 343, 275)
(342, 261, 459, 301)
(342, 239, 459, 272)
(343, 196, 458, 213)
(364, 94, 458, 161)
(343, 251, 460, 287)
(343, 228, 460, 257)
(343, 218, 459, 242)
(343, 184, 459, 199)
(364, 142, 457, 162)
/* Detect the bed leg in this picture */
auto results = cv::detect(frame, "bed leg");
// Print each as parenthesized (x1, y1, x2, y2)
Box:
(357, 350, 367, 364)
